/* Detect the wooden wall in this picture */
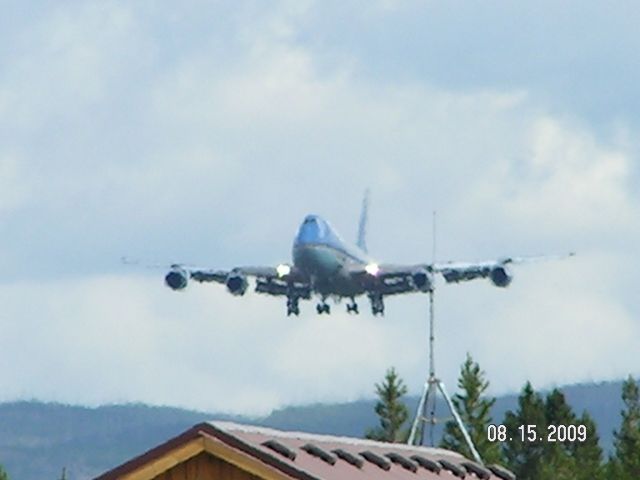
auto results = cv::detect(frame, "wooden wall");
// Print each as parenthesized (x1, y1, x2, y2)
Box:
(152, 452, 263, 480)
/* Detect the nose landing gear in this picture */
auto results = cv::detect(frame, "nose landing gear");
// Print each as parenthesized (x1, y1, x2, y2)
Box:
(369, 294, 384, 316)
(287, 296, 300, 316)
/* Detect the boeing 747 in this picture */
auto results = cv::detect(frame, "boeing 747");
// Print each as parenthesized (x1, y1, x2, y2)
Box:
(162, 194, 573, 316)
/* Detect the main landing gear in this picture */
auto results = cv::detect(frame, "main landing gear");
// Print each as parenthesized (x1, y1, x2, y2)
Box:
(369, 294, 384, 316)
(286, 296, 300, 316)
(316, 300, 331, 314)
(346, 298, 359, 314)
(286, 296, 367, 316)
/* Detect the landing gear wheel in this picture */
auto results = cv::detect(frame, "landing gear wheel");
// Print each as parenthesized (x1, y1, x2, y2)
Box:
(316, 302, 330, 314)
(346, 300, 359, 314)
(287, 297, 300, 316)
(369, 294, 385, 316)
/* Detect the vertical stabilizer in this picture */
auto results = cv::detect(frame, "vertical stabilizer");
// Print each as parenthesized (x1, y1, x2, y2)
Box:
(357, 189, 370, 252)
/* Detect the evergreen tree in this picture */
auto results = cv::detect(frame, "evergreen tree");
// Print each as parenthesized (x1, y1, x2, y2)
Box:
(608, 375, 640, 479)
(505, 385, 604, 480)
(545, 389, 577, 426)
(502, 382, 547, 480)
(572, 411, 604, 480)
(0, 465, 8, 480)
(365, 367, 409, 442)
(440, 353, 501, 463)
(538, 389, 578, 480)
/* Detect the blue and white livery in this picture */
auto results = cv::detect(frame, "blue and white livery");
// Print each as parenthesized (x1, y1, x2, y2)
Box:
(164, 193, 573, 316)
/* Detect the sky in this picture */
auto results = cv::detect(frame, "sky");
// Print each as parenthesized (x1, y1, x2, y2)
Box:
(0, 0, 639, 416)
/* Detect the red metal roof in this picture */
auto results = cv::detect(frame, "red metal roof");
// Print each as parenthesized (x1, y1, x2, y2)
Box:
(95, 421, 515, 480)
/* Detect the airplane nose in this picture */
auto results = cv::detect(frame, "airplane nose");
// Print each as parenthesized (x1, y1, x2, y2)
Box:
(296, 227, 315, 244)
(296, 219, 320, 245)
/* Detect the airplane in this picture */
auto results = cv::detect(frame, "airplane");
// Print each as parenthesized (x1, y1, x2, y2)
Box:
(162, 193, 574, 316)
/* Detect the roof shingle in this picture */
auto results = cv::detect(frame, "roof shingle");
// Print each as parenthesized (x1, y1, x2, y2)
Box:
(95, 421, 516, 480)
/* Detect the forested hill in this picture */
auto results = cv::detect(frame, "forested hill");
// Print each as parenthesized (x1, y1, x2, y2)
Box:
(0, 380, 625, 480)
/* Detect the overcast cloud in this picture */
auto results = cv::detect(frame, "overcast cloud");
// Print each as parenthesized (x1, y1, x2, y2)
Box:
(0, 1, 639, 415)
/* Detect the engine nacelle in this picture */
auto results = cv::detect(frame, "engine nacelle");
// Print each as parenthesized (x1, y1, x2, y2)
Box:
(165, 267, 188, 290)
(226, 273, 248, 296)
(411, 269, 433, 292)
(490, 265, 513, 287)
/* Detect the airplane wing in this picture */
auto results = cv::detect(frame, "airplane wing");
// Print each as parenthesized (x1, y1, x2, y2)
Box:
(346, 263, 434, 295)
(345, 252, 575, 294)
(166, 264, 312, 299)
(433, 252, 575, 287)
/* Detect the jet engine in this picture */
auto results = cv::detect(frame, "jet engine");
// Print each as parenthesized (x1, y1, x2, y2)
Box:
(490, 265, 513, 287)
(165, 267, 188, 290)
(411, 268, 433, 292)
(226, 273, 248, 296)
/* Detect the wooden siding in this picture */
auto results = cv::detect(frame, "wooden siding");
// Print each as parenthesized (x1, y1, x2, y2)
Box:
(152, 452, 263, 480)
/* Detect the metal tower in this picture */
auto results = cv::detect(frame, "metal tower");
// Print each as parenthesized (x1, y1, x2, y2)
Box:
(407, 213, 483, 464)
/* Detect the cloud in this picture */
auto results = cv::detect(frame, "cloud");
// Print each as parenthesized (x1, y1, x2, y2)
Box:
(443, 251, 640, 394)
(0, 155, 30, 214)
(296, 0, 640, 125)
(0, 2, 140, 132)
(473, 116, 635, 230)
(0, 1, 638, 414)
(0, 274, 422, 415)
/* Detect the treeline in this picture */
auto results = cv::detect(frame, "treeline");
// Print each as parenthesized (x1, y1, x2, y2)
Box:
(367, 356, 640, 480)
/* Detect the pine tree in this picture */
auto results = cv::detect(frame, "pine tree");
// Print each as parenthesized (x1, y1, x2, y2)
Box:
(572, 411, 604, 480)
(545, 389, 577, 426)
(608, 375, 640, 479)
(502, 382, 547, 480)
(440, 353, 501, 464)
(504, 384, 604, 480)
(538, 389, 578, 480)
(365, 367, 409, 442)
(0, 465, 8, 480)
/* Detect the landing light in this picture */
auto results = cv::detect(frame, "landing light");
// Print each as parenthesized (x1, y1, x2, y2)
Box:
(276, 264, 291, 277)
(365, 262, 380, 276)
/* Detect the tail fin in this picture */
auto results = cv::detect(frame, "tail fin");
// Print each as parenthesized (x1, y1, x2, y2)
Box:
(357, 189, 370, 252)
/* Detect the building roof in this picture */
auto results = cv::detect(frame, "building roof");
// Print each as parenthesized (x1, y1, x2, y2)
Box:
(95, 421, 515, 480)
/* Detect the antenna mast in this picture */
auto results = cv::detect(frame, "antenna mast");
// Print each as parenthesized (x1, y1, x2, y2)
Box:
(407, 211, 483, 464)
